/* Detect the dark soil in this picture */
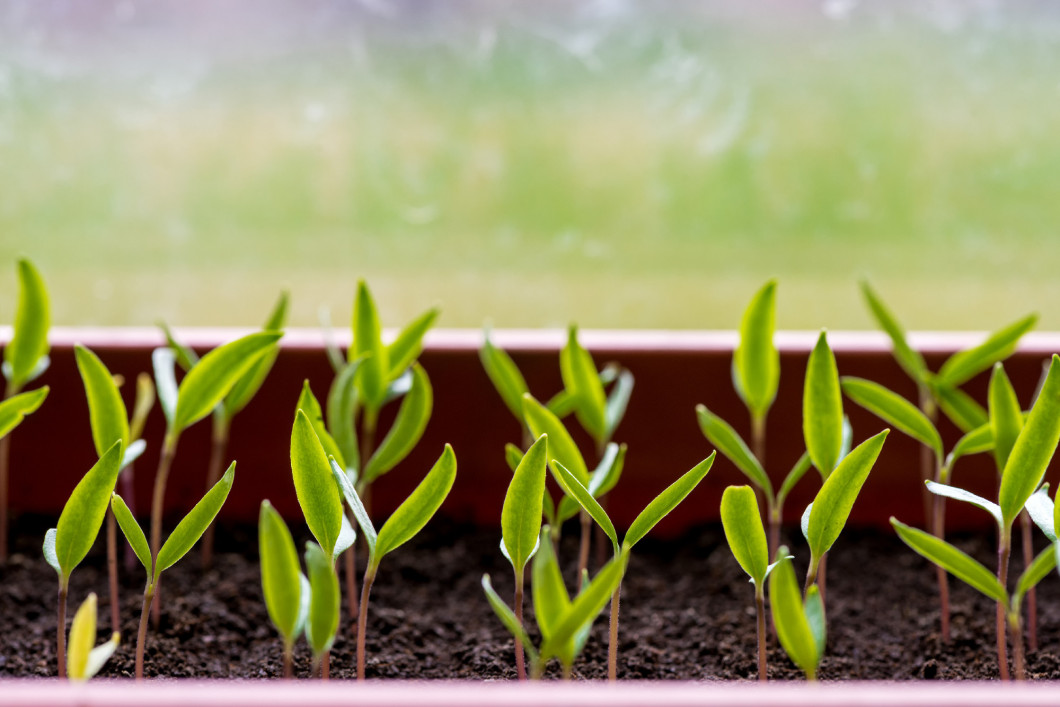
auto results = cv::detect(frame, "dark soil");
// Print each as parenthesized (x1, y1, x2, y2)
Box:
(3, 515, 1060, 681)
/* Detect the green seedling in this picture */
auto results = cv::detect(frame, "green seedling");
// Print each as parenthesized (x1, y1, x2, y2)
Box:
(1, 258, 50, 563)
(549, 452, 716, 680)
(111, 463, 235, 680)
(483, 526, 629, 679)
(66, 593, 119, 682)
(332, 444, 457, 680)
(304, 540, 340, 679)
(43, 440, 123, 678)
(894, 354, 1060, 680)
(162, 291, 288, 569)
(769, 549, 825, 681)
(720, 485, 791, 681)
(259, 500, 309, 678)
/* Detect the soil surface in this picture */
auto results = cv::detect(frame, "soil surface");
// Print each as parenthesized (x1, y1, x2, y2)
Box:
(3, 515, 1060, 681)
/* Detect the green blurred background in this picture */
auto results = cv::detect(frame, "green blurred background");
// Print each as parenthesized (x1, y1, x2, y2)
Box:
(1, 1, 1058, 331)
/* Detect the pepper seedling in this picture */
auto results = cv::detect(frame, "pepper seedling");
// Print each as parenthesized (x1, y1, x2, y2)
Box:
(769, 549, 825, 681)
(259, 500, 310, 678)
(111, 462, 235, 680)
(43, 440, 123, 678)
(1, 258, 50, 564)
(549, 451, 716, 681)
(304, 540, 340, 678)
(66, 593, 120, 682)
(483, 526, 629, 680)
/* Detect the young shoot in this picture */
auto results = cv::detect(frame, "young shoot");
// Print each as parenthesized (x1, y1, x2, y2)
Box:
(1, 258, 50, 563)
(332, 444, 457, 680)
(111, 463, 235, 680)
(66, 593, 120, 682)
(769, 550, 825, 681)
(43, 441, 123, 678)
(549, 451, 716, 680)
(304, 540, 340, 679)
(483, 526, 629, 680)
(259, 500, 310, 678)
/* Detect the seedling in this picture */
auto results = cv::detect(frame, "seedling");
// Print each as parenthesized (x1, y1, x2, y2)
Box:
(549, 451, 716, 680)
(1, 258, 50, 563)
(259, 500, 309, 678)
(304, 540, 340, 678)
(162, 291, 288, 568)
(332, 444, 458, 680)
(43, 441, 123, 678)
(483, 526, 629, 679)
(768, 549, 825, 681)
(111, 463, 235, 680)
(66, 593, 120, 682)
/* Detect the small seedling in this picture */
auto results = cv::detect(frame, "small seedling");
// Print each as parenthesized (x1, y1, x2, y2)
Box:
(1, 258, 50, 563)
(259, 500, 309, 678)
(332, 443, 457, 680)
(549, 451, 716, 680)
(304, 540, 340, 678)
(66, 593, 120, 682)
(111, 463, 235, 679)
(43, 440, 123, 678)
(769, 549, 825, 681)
(483, 527, 629, 679)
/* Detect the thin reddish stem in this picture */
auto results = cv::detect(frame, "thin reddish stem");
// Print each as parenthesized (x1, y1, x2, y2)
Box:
(149, 436, 177, 627)
(56, 582, 68, 678)
(106, 508, 120, 636)
(608, 581, 622, 681)
(755, 587, 767, 682)
(200, 414, 230, 569)
(1020, 510, 1037, 652)
(932, 491, 950, 643)
(345, 544, 360, 634)
(576, 513, 591, 582)
(357, 566, 377, 681)
(1010, 613, 1027, 681)
(135, 584, 154, 681)
(997, 534, 1011, 681)
(514, 572, 526, 680)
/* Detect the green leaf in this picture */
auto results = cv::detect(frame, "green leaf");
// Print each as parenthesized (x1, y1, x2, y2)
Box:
(550, 460, 618, 554)
(480, 329, 530, 423)
(803, 331, 844, 475)
(259, 500, 304, 643)
(777, 453, 812, 508)
(532, 526, 571, 643)
(999, 355, 1060, 526)
(504, 443, 523, 473)
(695, 404, 772, 499)
(502, 435, 548, 572)
(804, 585, 826, 659)
(333, 510, 357, 564)
(156, 462, 234, 576)
(291, 410, 343, 559)
(67, 593, 99, 681)
(860, 281, 927, 382)
(588, 442, 626, 499)
(331, 458, 377, 559)
(604, 368, 634, 443)
(841, 377, 942, 461)
(362, 363, 433, 485)
(387, 308, 438, 379)
(374, 444, 457, 562)
(720, 485, 769, 584)
(989, 363, 1023, 473)
(1015, 545, 1057, 610)
(806, 430, 889, 561)
(733, 280, 779, 421)
(540, 549, 629, 665)
(130, 373, 155, 442)
(42, 528, 60, 574)
(326, 359, 361, 475)
(560, 325, 607, 443)
(172, 332, 282, 434)
(546, 389, 576, 418)
(303, 541, 339, 659)
(4, 259, 50, 387)
(1024, 487, 1055, 542)
(944, 423, 993, 478)
(0, 386, 49, 439)
(523, 393, 588, 486)
(74, 345, 130, 458)
(768, 550, 819, 680)
(83, 632, 120, 682)
(351, 280, 388, 410)
(624, 452, 715, 549)
(933, 383, 989, 434)
(481, 574, 539, 666)
(937, 314, 1038, 387)
(891, 518, 1007, 605)
(224, 292, 288, 417)
(54, 441, 124, 582)
(158, 321, 199, 371)
(296, 380, 344, 469)
(925, 480, 1002, 529)
(152, 348, 178, 426)
(110, 494, 150, 575)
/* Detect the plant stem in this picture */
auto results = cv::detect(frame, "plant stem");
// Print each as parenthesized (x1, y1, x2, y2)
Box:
(56, 580, 68, 679)
(345, 544, 359, 633)
(120, 463, 138, 571)
(322, 651, 330, 680)
(817, 553, 828, 605)
(577, 511, 591, 582)
(751, 414, 766, 469)
(357, 565, 378, 681)
(805, 553, 819, 591)
(767, 504, 780, 561)
(996, 531, 1011, 681)
(149, 434, 178, 626)
(106, 508, 120, 636)
(514, 571, 526, 681)
(561, 663, 573, 680)
(1019, 510, 1037, 652)
(1009, 613, 1027, 681)
(0, 382, 21, 564)
(200, 412, 230, 570)
(917, 388, 937, 527)
(755, 585, 767, 681)
(932, 490, 950, 643)
(135, 583, 155, 681)
(608, 581, 622, 681)
(283, 642, 293, 679)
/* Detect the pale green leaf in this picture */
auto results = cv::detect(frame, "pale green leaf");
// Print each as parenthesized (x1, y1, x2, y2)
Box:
(158, 321, 199, 371)
(42, 528, 60, 574)
(1015, 545, 1057, 610)
(83, 630, 119, 681)
(303, 541, 339, 659)
(504, 443, 523, 473)
(129, 373, 155, 442)
(326, 359, 361, 475)
(540, 549, 628, 665)
(733, 280, 779, 421)
(110, 494, 150, 575)
(933, 383, 989, 434)
(777, 453, 812, 508)
(804, 585, 826, 659)
(588, 442, 626, 499)
(860, 281, 927, 382)
(156, 463, 234, 576)
(944, 423, 993, 477)
(351, 280, 388, 410)
(841, 377, 941, 460)
(769, 550, 818, 680)
(532, 526, 570, 642)
(152, 347, 177, 425)
(625, 452, 715, 549)
(291, 410, 343, 559)
(523, 393, 588, 486)
(224, 292, 288, 417)
(989, 363, 1023, 473)
(259, 500, 302, 643)
(1025, 487, 1055, 542)
(121, 439, 146, 470)
(891, 518, 1007, 605)
(803, 331, 844, 475)
(74, 345, 130, 458)
(296, 380, 344, 468)
(387, 308, 438, 379)
(333, 513, 356, 564)
(4, 259, 50, 387)
(0, 386, 49, 439)
(937, 314, 1038, 387)
(560, 325, 607, 443)
(54, 441, 124, 581)
(67, 593, 98, 681)
(546, 389, 576, 418)
(925, 480, 1002, 529)
(695, 404, 771, 498)
(480, 330, 530, 423)
(362, 363, 432, 485)
(482, 574, 539, 666)
(374, 444, 457, 561)
(720, 485, 769, 584)
(331, 457, 377, 559)
(502, 435, 548, 572)
(604, 368, 634, 442)
(550, 460, 618, 554)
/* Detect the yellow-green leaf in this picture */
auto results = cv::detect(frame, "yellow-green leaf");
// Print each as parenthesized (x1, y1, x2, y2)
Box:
(803, 331, 844, 476)
(891, 518, 1007, 605)
(259, 500, 303, 644)
(768, 550, 819, 680)
(696, 404, 772, 498)
(74, 345, 130, 458)
(54, 441, 123, 582)
(550, 459, 618, 554)
(560, 325, 607, 443)
(860, 281, 927, 382)
(374, 444, 457, 562)
(720, 485, 768, 584)
(362, 363, 433, 485)
(937, 314, 1037, 387)
(841, 376, 941, 461)
(304, 541, 339, 659)
(480, 329, 530, 423)
(110, 494, 150, 575)
(733, 280, 779, 422)
(988, 363, 1023, 473)
(224, 292, 288, 417)
(387, 308, 438, 379)
(4, 259, 50, 387)
(351, 280, 388, 410)
(625, 452, 715, 549)
(156, 463, 234, 576)
(291, 410, 343, 559)
(523, 393, 588, 486)
(502, 435, 548, 572)
(0, 386, 48, 439)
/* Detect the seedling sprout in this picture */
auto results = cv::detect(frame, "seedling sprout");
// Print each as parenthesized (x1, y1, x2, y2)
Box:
(259, 500, 309, 678)
(66, 593, 120, 682)
(768, 549, 825, 681)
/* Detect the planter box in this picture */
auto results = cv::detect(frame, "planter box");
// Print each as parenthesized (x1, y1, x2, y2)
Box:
(3, 328, 1060, 703)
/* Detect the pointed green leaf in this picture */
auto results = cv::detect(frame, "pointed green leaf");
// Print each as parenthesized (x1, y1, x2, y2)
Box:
(351, 280, 388, 410)
(1015, 545, 1057, 610)
(804, 331, 844, 475)
(374, 444, 457, 561)
(933, 383, 988, 434)
(999, 355, 1060, 526)
(110, 494, 150, 575)
(331, 457, 377, 559)
(695, 404, 772, 498)
(523, 393, 588, 486)
(42, 528, 60, 574)
(560, 325, 607, 443)
(333, 511, 357, 564)
(891, 518, 1007, 605)
(362, 363, 433, 485)
(152, 348, 177, 426)
(546, 389, 576, 418)
(502, 435, 548, 572)
(156, 463, 234, 575)
(625, 452, 715, 549)
(480, 330, 530, 423)
(291, 410, 343, 559)
(542, 550, 629, 667)
(504, 443, 523, 473)
(67, 592, 99, 681)
(806, 430, 889, 561)
(769, 550, 819, 680)
(937, 314, 1038, 387)
(860, 281, 927, 382)
(733, 280, 779, 421)
(326, 359, 361, 475)
(4, 259, 50, 387)
(720, 485, 769, 584)
(224, 293, 288, 417)
(74, 345, 130, 458)
(1025, 488, 1055, 542)
(532, 526, 571, 642)
(303, 541, 339, 659)
(777, 453, 812, 508)
(172, 332, 282, 434)
(296, 380, 344, 469)
(989, 363, 1023, 473)
(129, 373, 155, 442)
(0, 386, 49, 439)
(54, 441, 124, 581)
(550, 460, 618, 554)
(925, 480, 1002, 528)
(604, 368, 634, 442)
(481, 574, 539, 666)
(387, 308, 438, 379)
(158, 321, 199, 371)
(804, 585, 826, 659)
(944, 423, 993, 477)
(841, 377, 941, 461)
(259, 500, 304, 643)
(588, 442, 626, 499)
